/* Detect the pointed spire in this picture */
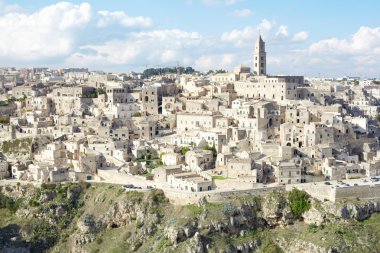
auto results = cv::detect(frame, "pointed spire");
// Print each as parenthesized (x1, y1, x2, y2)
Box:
(256, 32, 264, 45)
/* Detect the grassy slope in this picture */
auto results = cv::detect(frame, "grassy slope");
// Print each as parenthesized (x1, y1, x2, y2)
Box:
(1, 184, 380, 253)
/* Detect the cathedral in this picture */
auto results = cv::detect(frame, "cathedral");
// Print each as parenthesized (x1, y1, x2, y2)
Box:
(232, 35, 306, 103)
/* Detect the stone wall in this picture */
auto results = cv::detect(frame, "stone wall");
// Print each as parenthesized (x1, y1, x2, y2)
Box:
(213, 179, 254, 190)
(286, 183, 336, 202)
(335, 184, 380, 201)
(164, 185, 284, 205)
(286, 182, 380, 202)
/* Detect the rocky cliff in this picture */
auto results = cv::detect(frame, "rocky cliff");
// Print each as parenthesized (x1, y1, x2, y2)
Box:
(0, 183, 380, 253)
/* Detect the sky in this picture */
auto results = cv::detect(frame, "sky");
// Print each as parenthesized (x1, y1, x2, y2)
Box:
(0, 0, 380, 77)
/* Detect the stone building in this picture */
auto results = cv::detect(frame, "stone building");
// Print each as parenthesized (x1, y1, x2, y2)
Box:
(253, 35, 266, 75)
(274, 161, 301, 185)
(168, 172, 212, 192)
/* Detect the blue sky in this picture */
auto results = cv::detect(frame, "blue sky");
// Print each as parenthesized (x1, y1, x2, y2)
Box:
(1, 0, 380, 77)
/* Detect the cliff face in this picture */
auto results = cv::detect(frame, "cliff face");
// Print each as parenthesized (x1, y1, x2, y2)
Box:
(0, 183, 380, 253)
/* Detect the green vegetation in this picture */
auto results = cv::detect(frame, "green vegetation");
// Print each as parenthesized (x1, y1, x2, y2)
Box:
(136, 150, 163, 170)
(287, 188, 311, 218)
(180, 146, 190, 155)
(260, 238, 284, 253)
(1, 183, 380, 253)
(141, 173, 154, 178)
(7, 96, 16, 102)
(96, 88, 106, 95)
(212, 175, 227, 180)
(222, 202, 239, 217)
(3, 95, 26, 103)
(0, 100, 9, 106)
(375, 115, 380, 123)
(1, 138, 32, 153)
(0, 191, 21, 213)
(29, 220, 59, 247)
(81, 88, 106, 98)
(0, 115, 10, 124)
(207, 69, 227, 75)
(142, 66, 195, 79)
(203, 143, 217, 157)
(82, 91, 98, 98)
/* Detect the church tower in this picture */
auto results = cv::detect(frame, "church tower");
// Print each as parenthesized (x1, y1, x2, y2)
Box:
(253, 35, 266, 76)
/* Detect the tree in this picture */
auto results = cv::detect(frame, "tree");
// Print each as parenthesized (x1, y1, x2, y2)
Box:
(287, 188, 311, 218)
(203, 143, 217, 157)
(180, 147, 190, 155)
(375, 115, 380, 123)
(184, 67, 195, 74)
(142, 66, 196, 78)
(97, 88, 106, 95)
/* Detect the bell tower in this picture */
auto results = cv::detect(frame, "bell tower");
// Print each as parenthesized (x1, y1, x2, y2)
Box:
(253, 35, 266, 76)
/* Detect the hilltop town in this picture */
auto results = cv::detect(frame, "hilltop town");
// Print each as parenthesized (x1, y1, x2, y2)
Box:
(1, 36, 380, 204)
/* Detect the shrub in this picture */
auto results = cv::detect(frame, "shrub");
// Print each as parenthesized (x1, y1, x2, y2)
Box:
(41, 183, 56, 190)
(260, 238, 283, 253)
(136, 220, 144, 228)
(29, 220, 59, 246)
(222, 202, 239, 217)
(96, 237, 103, 244)
(149, 189, 167, 203)
(29, 199, 40, 207)
(308, 224, 318, 233)
(180, 146, 190, 155)
(0, 192, 20, 213)
(287, 188, 311, 218)
(83, 213, 95, 226)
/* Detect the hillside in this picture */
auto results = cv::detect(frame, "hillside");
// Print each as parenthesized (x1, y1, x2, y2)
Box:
(0, 183, 380, 253)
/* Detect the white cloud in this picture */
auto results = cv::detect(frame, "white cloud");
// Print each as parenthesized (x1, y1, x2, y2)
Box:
(257, 26, 380, 76)
(0, 1, 20, 14)
(194, 54, 236, 70)
(224, 0, 244, 5)
(0, 2, 91, 60)
(310, 27, 380, 56)
(67, 29, 204, 67)
(221, 19, 274, 47)
(131, 29, 201, 41)
(267, 56, 282, 65)
(258, 19, 273, 31)
(161, 50, 178, 63)
(276, 25, 288, 37)
(292, 31, 309, 42)
(202, 0, 244, 5)
(231, 9, 252, 17)
(97, 10, 152, 28)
